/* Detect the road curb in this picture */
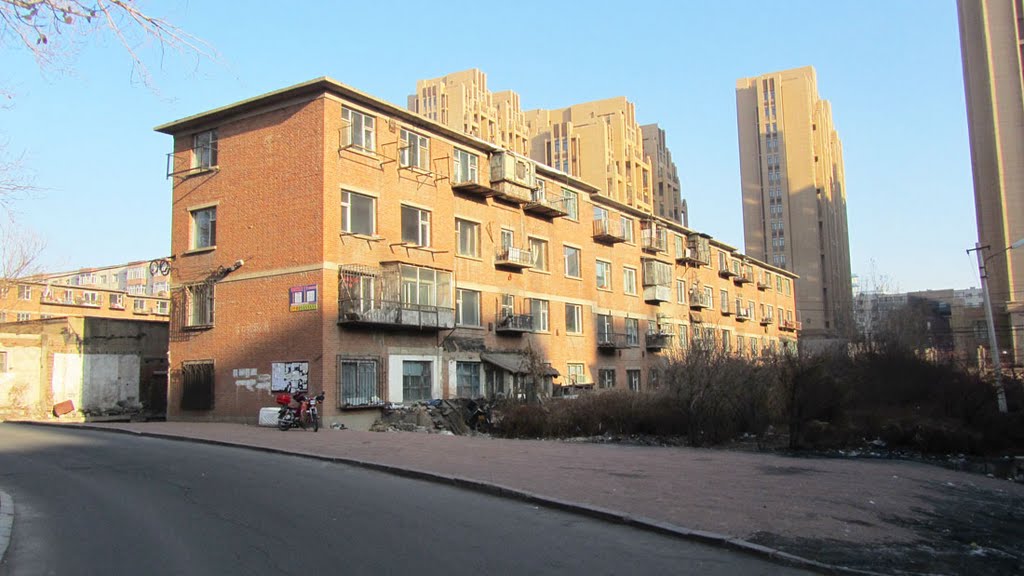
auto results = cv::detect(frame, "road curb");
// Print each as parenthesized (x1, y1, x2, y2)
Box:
(0, 490, 13, 566)
(11, 421, 886, 575)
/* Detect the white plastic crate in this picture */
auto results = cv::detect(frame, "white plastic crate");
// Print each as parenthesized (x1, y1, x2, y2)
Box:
(258, 407, 281, 427)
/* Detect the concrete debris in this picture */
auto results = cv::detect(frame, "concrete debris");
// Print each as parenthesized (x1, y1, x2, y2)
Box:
(369, 398, 495, 435)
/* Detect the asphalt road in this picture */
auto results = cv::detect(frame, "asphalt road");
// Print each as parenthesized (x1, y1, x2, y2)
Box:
(0, 424, 817, 575)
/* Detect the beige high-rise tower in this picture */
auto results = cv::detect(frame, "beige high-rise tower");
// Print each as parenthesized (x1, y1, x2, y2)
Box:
(641, 123, 687, 225)
(408, 69, 530, 154)
(958, 0, 1024, 365)
(736, 66, 853, 339)
(409, 70, 655, 214)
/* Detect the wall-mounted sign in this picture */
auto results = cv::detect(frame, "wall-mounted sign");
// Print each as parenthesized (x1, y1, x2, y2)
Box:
(271, 361, 308, 393)
(290, 284, 318, 311)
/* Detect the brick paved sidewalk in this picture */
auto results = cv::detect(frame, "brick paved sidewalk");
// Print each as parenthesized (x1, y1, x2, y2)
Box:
(34, 421, 1024, 574)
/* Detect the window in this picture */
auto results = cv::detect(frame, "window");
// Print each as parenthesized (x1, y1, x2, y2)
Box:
(620, 216, 634, 243)
(456, 361, 481, 398)
(567, 363, 585, 384)
(565, 303, 583, 334)
(596, 260, 612, 290)
(678, 324, 688, 349)
(185, 283, 214, 328)
(500, 294, 515, 319)
(399, 266, 452, 308)
(563, 245, 581, 278)
(156, 301, 170, 315)
(737, 335, 745, 355)
(529, 238, 548, 271)
(0, 351, 6, 372)
(16, 313, 30, 322)
(561, 188, 579, 220)
(342, 191, 375, 236)
(721, 330, 731, 353)
(750, 338, 759, 357)
(530, 299, 549, 332)
(597, 314, 613, 343)
(625, 318, 639, 346)
(342, 107, 376, 151)
(127, 267, 145, 281)
(598, 368, 616, 389)
(402, 360, 433, 402)
(500, 228, 514, 250)
(133, 299, 147, 313)
(340, 359, 379, 406)
(785, 279, 792, 296)
(82, 291, 99, 305)
(109, 293, 124, 309)
(704, 286, 714, 309)
(153, 281, 169, 295)
(627, 369, 641, 391)
(401, 205, 431, 246)
(623, 267, 637, 295)
(776, 276, 783, 292)
(18, 285, 31, 301)
(181, 361, 214, 410)
(453, 148, 478, 184)
(456, 289, 481, 327)
(456, 219, 479, 258)
(192, 130, 218, 170)
(593, 206, 608, 222)
(400, 128, 429, 170)
(720, 289, 729, 312)
(191, 206, 217, 249)
(676, 279, 686, 304)
(128, 285, 146, 296)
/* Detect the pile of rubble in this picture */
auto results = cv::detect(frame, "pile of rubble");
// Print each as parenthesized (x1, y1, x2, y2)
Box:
(369, 399, 495, 435)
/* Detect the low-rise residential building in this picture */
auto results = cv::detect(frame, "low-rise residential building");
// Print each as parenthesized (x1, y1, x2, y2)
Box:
(156, 77, 798, 425)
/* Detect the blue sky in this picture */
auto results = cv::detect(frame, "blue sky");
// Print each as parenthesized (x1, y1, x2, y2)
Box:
(2, 0, 975, 293)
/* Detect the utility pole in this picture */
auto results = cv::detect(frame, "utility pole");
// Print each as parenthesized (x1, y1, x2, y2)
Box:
(970, 241, 1019, 413)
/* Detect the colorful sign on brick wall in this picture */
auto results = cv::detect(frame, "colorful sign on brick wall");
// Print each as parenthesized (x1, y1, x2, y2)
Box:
(290, 284, 318, 311)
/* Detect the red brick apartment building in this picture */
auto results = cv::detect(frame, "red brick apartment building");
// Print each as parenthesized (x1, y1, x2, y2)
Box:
(156, 78, 798, 424)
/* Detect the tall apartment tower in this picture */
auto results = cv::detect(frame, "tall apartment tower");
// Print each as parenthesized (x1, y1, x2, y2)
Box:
(736, 66, 854, 339)
(409, 71, 655, 214)
(408, 69, 530, 154)
(641, 123, 686, 226)
(523, 98, 654, 214)
(958, 0, 1024, 365)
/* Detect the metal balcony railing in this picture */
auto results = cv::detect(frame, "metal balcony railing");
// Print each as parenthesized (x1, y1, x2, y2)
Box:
(592, 219, 626, 243)
(496, 313, 534, 334)
(689, 292, 711, 309)
(645, 332, 673, 350)
(524, 191, 571, 218)
(495, 247, 534, 269)
(338, 298, 455, 330)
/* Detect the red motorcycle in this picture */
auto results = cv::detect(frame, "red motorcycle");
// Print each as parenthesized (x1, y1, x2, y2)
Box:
(275, 389, 325, 432)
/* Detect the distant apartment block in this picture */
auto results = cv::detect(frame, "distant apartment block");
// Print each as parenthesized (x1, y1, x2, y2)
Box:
(0, 259, 171, 324)
(156, 77, 798, 424)
(641, 123, 686, 226)
(958, 0, 1024, 366)
(736, 66, 854, 340)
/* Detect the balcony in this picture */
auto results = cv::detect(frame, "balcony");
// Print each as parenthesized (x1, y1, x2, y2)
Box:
(592, 219, 626, 244)
(645, 332, 673, 350)
(718, 265, 738, 279)
(496, 313, 533, 334)
(524, 191, 571, 218)
(643, 284, 671, 304)
(720, 304, 732, 316)
(641, 226, 667, 253)
(779, 318, 801, 332)
(451, 177, 499, 197)
(597, 332, 630, 350)
(760, 315, 774, 326)
(734, 269, 754, 285)
(735, 308, 752, 322)
(495, 246, 534, 270)
(338, 298, 455, 330)
(675, 247, 701, 266)
(689, 291, 711, 309)
(756, 279, 771, 291)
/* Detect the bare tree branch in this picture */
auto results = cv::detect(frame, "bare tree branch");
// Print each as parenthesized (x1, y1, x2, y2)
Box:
(0, 0, 214, 89)
(0, 218, 45, 288)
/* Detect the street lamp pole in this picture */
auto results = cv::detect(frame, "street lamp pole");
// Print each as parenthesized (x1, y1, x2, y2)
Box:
(969, 237, 1024, 414)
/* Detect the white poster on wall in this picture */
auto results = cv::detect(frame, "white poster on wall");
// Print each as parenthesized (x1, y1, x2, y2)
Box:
(271, 362, 308, 393)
